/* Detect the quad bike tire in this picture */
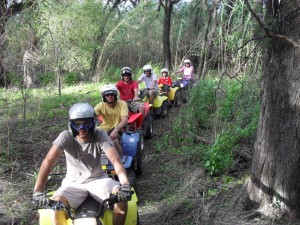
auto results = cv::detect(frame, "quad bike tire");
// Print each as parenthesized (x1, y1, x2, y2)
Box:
(182, 88, 189, 103)
(127, 169, 137, 192)
(160, 100, 168, 118)
(135, 132, 144, 176)
(144, 111, 154, 140)
(173, 91, 182, 107)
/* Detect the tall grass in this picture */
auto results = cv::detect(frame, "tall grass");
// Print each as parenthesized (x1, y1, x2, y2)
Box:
(156, 74, 260, 175)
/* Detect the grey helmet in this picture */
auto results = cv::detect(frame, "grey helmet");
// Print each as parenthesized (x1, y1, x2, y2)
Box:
(160, 68, 169, 77)
(68, 103, 96, 137)
(143, 64, 152, 73)
(100, 84, 118, 102)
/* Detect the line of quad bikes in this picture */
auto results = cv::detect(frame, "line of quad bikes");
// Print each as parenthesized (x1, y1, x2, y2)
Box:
(32, 77, 194, 225)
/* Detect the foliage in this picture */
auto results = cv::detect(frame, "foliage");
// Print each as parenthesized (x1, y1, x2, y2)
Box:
(204, 76, 259, 175)
(63, 72, 80, 86)
(6, 73, 23, 86)
(157, 74, 260, 176)
(36, 72, 56, 85)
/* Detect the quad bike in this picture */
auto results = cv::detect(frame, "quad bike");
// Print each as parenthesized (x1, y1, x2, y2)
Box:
(172, 77, 193, 103)
(32, 190, 139, 225)
(139, 88, 169, 118)
(158, 84, 182, 108)
(126, 101, 154, 140)
(98, 114, 144, 192)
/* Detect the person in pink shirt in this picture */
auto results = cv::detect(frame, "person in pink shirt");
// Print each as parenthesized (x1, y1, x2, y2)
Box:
(175, 59, 194, 81)
(116, 67, 145, 119)
(158, 68, 172, 94)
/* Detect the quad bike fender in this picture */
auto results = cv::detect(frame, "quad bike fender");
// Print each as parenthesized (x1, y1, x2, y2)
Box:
(38, 209, 73, 225)
(153, 95, 168, 108)
(103, 155, 133, 171)
(101, 190, 139, 225)
(38, 191, 72, 225)
(127, 112, 143, 130)
(168, 87, 179, 101)
(121, 132, 140, 157)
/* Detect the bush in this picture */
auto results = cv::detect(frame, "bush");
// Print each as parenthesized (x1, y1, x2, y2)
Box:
(166, 75, 260, 176)
(6, 73, 22, 86)
(64, 72, 79, 86)
(37, 72, 56, 85)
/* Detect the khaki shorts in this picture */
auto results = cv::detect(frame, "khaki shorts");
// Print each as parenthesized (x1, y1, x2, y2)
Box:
(141, 89, 158, 100)
(53, 177, 120, 209)
(127, 102, 144, 113)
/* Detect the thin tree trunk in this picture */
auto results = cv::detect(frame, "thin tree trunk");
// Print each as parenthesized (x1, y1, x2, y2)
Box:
(200, 1, 219, 79)
(0, 1, 26, 87)
(162, 2, 172, 70)
(0, 1, 8, 87)
(197, 5, 212, 79)
(90, 1, 122, 81)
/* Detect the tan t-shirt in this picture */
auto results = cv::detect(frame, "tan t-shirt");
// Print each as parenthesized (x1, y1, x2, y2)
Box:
(53, 129, 114, 184)
(94, 100, 128, 131)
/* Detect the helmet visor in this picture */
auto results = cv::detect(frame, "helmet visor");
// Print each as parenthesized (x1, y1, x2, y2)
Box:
(122, 73, 131, 77)
(71, 119, 94, 131)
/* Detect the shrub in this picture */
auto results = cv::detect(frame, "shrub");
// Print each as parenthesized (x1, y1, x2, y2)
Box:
(64, 72, 79, 86)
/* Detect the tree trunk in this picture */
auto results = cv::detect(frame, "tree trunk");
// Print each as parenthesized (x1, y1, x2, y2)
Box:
(162, 1, 172, 70)
(161, 0, 181, 70)
(247, 0, 300, 216)
(0, 1, 26, 87)
(90, 1, 122, 81)
(0, 1, 8, 87)
(198, 1, 218, 80)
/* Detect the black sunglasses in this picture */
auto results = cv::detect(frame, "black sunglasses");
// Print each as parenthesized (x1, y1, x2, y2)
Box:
(105, 93, 114, 97)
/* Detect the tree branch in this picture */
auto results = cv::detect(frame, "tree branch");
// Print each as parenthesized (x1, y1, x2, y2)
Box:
(195, 135, 213, 145)
(244, 0, 300, 48)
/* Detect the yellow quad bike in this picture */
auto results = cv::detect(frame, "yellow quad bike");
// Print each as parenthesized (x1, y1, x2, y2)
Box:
(158, 84, 182, 107)
(33, 190, 139, 225)
(140, 88, 169, 118)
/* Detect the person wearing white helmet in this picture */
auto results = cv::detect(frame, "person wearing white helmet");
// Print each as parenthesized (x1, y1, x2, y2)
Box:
(158, 68, 173, 94)
(137, 64, 158, 104)
(33, 103, 131, 225)
(94, 84, 129, 156)
(175, 59, 194, 81)
(116, 67, 146, 119)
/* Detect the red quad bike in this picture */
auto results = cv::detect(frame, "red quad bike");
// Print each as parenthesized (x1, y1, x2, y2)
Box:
(126, 101, 154, 140)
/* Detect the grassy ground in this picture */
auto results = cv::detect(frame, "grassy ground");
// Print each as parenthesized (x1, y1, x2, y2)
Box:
(0, 83, 299, 225)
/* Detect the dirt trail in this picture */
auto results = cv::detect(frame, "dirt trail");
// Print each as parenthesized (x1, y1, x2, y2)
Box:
(137, 107, 179, 225)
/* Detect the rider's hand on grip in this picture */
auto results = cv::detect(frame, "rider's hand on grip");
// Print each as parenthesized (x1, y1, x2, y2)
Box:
(32, 191, 49, 208)
(117, 184, 132, 202)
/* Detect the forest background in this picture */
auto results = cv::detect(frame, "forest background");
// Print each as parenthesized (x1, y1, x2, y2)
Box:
(1, 0, 300, 224)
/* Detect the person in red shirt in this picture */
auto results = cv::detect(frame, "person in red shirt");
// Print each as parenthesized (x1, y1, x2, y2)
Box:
(116, 67, 145, 119)
(158, 68, 172, 95)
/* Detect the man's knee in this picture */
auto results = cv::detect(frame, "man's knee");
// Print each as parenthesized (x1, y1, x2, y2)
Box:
(114, 202, 127, 214)
(52, 195, 69, 207)
(50, 196, 69, 225)
(113, 139, 123, 155)
(139, 105, 145, 112)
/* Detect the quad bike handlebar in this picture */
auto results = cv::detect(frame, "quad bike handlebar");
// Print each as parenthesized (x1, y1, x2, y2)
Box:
(31, 199, 75, 220)
(126, 99, 141, 103)
(31, 192, 134, 220)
